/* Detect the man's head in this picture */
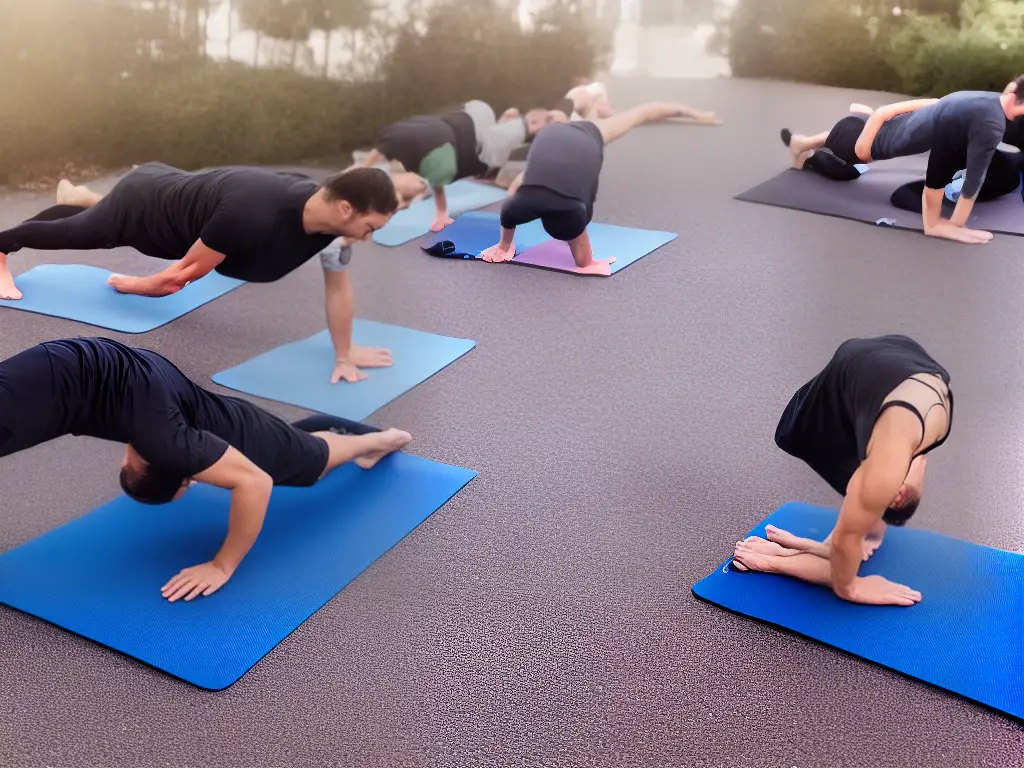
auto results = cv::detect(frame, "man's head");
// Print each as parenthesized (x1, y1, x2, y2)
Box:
(525, 108, 552, 135)
(1000, 75, 1024, 119)
(119, 445, 191, 505)
(882, 454, 928, 526)
(319, 167, 399, 241)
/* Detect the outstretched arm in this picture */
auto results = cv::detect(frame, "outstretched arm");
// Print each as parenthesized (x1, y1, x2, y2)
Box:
(160, 446, 274, 602)
(108, 239, 226, 297)
(323, 262, 392, 384)
(854, 98, 937, 162)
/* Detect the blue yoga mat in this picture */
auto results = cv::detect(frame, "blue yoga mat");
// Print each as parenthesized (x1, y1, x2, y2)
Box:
(0, 450, 476, 690)
(420, 212, 549, 258)
(420, 212, 678, 274)
(372, 181, 507, 247)
(692, 502, 1023, 720)
(0, 264, 244, 333)
(212, 319, 476, 420)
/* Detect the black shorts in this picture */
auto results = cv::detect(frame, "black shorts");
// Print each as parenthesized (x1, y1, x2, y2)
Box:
(824, 114, 868, 165)
(500, 186, 592, 242)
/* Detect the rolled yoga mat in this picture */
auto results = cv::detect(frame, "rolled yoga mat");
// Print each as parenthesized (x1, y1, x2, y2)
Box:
(0, 264, 244, 333)
(420, 212, 678, 275)
(692, 501, 1024, 720)
(0, 421, 476, 690)
(737, 167, 1024, 235)
(212, 319, 476, 421)
(372, 180, 508, 247)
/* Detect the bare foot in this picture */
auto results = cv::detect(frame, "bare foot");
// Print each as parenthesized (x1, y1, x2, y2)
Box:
(765, 525, 821, 555)
(430, 216, 455, 233)
(0, 262, 22, 300)
(354, 428, 412, 469)
(56, 180, 100, 207)
(732, 537, 786, 573)
(573, 257, 615, 276)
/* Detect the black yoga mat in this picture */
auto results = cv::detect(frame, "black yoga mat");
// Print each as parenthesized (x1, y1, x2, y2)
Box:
(737, 166, 1024, 236)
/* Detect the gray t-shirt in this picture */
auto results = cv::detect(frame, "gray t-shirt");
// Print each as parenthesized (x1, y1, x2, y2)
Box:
(522, 121, 604, 204)
(872, 91, 1006, 199)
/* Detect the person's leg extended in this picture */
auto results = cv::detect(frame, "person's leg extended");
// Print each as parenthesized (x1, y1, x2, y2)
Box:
(314, 427, 412, 476)
(592, 101, 719, 145)
(780, 129, 829, 169)
(0, 203, 121, 299)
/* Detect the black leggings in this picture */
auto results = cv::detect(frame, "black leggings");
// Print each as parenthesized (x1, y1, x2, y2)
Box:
(0, 200, 122, 255)
(500, 185, 592, 242)
(891, 149, 1022, 213)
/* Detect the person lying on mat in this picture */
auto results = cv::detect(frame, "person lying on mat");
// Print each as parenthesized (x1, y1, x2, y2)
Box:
(489, 99, 720, 192)
(733, 335, 953, 607)
(479, 102, 719, 275)
(780, 76, 1024, 244)
(0, 337, 413, 602)
(0, 164, 397, 384)
(360, 100, 551, 232)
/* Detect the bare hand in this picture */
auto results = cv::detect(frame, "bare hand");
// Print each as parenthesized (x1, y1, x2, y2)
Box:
(926, 222, 993, 244)
(573, 257, 616, 276)
(841, 575, 921, 607)
(348, 345, 392, 370)
(162, 561, 233, 602)
(331, 359, 368, 384)
(430, 216, 455, 233)
(107, 273, 140, 294)
(480, 242, 516, 263)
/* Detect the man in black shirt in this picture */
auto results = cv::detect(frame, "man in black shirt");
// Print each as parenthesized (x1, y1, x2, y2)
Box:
(480, 101, 719, 275)
(0, 337, 413, 602)
(0, 164, 398, 384)
(732, 335, 953, 607)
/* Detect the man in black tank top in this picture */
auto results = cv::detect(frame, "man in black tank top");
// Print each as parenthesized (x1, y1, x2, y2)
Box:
(733, 335, 953, 607)
(0, 165, 400, 385)
(0, 337, 413, 602)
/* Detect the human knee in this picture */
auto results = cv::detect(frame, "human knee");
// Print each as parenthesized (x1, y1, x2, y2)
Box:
(541, 205, 588, 242)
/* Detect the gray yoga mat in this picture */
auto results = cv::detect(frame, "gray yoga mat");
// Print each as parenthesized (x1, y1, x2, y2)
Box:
(737, 166, 1024, 235)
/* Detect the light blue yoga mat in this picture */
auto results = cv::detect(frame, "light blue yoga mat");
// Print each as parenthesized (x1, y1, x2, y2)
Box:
(420, 212, 677, 274)
(372, 181, 507, 247)
(692, 502, 1024, 720)
(0, 264, 244, 333)
(212, 319, 476, 420)
(0, 450, 476, 690)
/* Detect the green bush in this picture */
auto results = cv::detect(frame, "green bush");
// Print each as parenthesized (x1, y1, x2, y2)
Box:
(723, 0, 1022, 96)
(0, 0, 607, 185)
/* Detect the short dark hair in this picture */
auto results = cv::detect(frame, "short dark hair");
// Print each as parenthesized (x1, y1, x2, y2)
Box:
(1013, 75, 1024, 103)
(119, 463, 184, 505)
(882, 498, 920, 527)
(322, 167, 398, 215)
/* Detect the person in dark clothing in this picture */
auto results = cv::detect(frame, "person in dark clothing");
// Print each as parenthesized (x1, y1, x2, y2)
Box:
(0, 337, 412, 602)
(480, 102, 711, 275)
(731, 335, 953, 607)
(1, 165, 399, 384)
(780, 77, 1024, 244)
(361, 101, 550, 232)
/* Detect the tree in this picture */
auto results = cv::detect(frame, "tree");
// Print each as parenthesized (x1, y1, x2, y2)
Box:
(300, 0, 376, 78)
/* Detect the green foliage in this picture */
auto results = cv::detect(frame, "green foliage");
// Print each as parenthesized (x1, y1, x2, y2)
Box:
(723, 0, 1022, 96)
(2, 0, 605, 185)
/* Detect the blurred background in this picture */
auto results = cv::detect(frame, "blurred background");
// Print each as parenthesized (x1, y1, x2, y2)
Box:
(3, 0, 1021, 186)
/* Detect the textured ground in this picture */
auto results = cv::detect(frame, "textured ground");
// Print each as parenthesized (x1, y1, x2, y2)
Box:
(0, 77, 1022, 767)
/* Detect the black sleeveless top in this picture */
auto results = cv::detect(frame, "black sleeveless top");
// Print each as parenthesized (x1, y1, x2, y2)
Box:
(775, 335, 953, 496)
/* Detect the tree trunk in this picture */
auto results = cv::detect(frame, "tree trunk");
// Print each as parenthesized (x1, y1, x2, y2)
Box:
(323, 29, 331, 78)
(226, 0, 233, 59)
